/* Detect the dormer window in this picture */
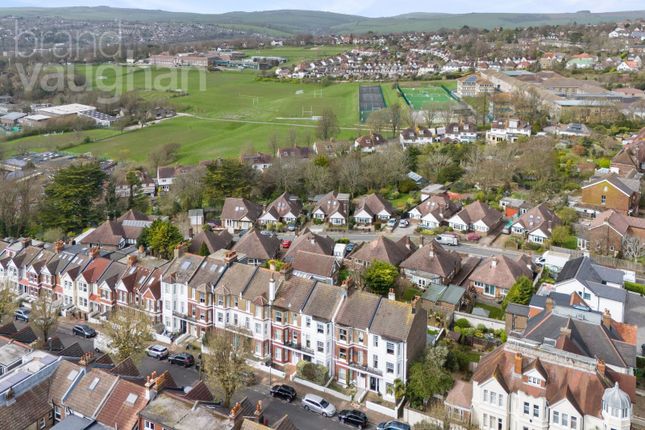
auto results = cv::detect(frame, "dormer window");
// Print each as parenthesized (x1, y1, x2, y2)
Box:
(527, 376, 541, 386)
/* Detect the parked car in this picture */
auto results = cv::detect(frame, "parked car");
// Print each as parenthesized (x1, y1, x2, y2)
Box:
(260, 230, 274, 237)
(386, 218, 398, 228)
(287, 223, 297, 232)
(345, 242, 356, 253)
(302, 393, 336, 417)
(377, 421, 411, 430)
(435, 234, 459, 246)
(270, 384, 297, 402)
(281, 239, 292, 249)
(14, 308, 30, 322)
(168, 352, 195, 367)
(338, 409, 368, 428)
(399, 219, 409, 228)
(72, 324, 97, 338)
(146, 344, 169, 360)
(534, 256, 546, 266)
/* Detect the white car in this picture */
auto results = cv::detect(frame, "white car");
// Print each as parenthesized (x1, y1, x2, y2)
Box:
(435, 234, 459, 246)
(399, 219, 409, 228)
(302, 393, 336, 417)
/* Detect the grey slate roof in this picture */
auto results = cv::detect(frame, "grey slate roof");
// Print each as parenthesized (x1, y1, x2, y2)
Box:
(556, 257, 626, 302)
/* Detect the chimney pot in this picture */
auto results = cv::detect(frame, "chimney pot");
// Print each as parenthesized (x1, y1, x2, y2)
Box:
(597, 359, 606, 376)
(514, 352, 523, 374)
(545, 296, 554, 313)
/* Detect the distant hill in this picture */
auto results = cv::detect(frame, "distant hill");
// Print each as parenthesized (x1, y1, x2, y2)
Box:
(1, 6, 645, 35)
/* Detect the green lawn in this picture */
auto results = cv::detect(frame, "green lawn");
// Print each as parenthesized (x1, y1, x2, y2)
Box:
(242, 46, 347, 66)
(474, 303, 505, 320)
(9, 65, 452, 163)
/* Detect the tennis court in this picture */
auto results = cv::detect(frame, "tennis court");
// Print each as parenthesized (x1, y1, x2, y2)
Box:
(399, 85, 457, 110)
(359, 85, 386, 122)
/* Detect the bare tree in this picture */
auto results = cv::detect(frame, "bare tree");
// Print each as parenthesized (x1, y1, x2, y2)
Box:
(102, 306, 153, 362)
(0, 280, 16, 324)
(622, 236, 645, 262)
(31, 294, 60, 346)
(203, 330, 252, 407)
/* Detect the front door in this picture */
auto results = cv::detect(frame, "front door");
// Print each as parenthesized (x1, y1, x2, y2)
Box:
(369, 376, 379, 392)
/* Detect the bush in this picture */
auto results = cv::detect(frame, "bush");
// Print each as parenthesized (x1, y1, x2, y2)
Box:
(398, 178, 418, 194)
(454, 318, 471, 329)
(296, 360, 328, 385)
(625, 281, 645, 295)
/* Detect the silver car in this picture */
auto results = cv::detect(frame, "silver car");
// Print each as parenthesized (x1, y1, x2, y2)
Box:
(146, 344, 169, 359)
(302, 393, 336, 417)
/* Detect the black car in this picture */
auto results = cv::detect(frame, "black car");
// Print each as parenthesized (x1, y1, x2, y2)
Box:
(338, 409, 368, 429)
(270, 384, 296, 402)
(72, 324, 97, 338)
(168, 352, 195, 367)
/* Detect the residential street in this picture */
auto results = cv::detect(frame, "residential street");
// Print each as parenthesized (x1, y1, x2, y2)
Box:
(17, 320, 388, 429)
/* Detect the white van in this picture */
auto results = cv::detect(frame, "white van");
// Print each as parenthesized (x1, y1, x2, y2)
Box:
(435, 234, 459, 246)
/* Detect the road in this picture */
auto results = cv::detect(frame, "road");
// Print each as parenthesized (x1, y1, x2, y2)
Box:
(20, 321, 387, 429)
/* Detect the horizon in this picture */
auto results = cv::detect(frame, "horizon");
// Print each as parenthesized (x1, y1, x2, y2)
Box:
(1, 1, 645, 18)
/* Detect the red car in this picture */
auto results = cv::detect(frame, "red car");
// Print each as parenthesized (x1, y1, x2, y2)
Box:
(281, 240, 292, 249)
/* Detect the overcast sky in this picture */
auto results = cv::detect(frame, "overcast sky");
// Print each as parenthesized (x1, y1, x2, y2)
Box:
(2, 0, 642, 17)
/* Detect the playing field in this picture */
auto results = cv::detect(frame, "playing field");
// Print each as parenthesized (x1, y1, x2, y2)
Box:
(399, 85, 458, 110)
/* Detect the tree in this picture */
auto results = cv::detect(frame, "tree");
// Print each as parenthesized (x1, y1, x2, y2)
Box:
(40, 163, 107, 233)
(316, 108, 340, 141)
(388, 103, 403, 138)
(502, 276, 534, 309)
(102, 307, 153, 362)
(125, 170, 148, 212)
(198, 241, 210, 257)
(386, 378, 406, 402)
(138, 219, 183, 259)
(362, 260, 399, 295)
(0, 281, 16, 324)
(30, 294, 60, 346)
(203, 159, 256, 208)
(407, 346, 454, 407)
(556, 207, 578, 226)
(367, 109, 389, 135)
(203, 330, 252, 407)
(551, 225, 574, 247)
(148, 143, 180, 172)
(622, 236, 645, 262)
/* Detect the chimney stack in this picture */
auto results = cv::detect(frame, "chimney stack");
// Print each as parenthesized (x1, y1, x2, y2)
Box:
(514, 352, 523, 374)
(602, 309, 612, 330)
(89, 247, 100, 259)
(269, 261, 277, 272)
(174, 243, 186, 259)
(269, 276, 276, 304)
(597, 359, 606, 376)
(545, 296, 554, 313)
(254, 400, 264, 422)
(127, 255, 137, 267)
(280, 263, 293, 280)
(54, 240, 64, 254)
(224, 251, 237, 266)
(388, 288, 396, 301)
(138, 245, 146, 255)
(411, 295, 420, 314)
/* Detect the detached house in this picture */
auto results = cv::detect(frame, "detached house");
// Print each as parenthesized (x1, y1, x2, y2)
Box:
(448, 200, 503, 234)
(511, 204, 561, 244)
(400, 241, 462, 288)
(312, 191, 350, 225)
(283, 229, 335, 261)
(221, 198, 263, 232)
(258, 192, 302, 226)
(611, 141, 644, 175)
(585, 209, 645, 255)
(408, 193, 461, 229)
(469, 255, 533, 299)
(352, 193, 395, 226)
(81, 209, 154, 250)
(349, 236, 415, 268)
(354, 133, 387, 152)
(445, 123, 478, 143)
(232, 229, 281, 266)
(156, 166, 177, 192)
(580, 173, 641, 216)
(552, 256, 627, 322)
(485, 119, 531, 143)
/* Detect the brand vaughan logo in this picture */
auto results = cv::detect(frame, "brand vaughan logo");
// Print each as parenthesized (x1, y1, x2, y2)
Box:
(10, 20, 207, 104)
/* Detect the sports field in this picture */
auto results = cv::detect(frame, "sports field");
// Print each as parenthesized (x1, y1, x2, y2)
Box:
(399, 85, 458, 110)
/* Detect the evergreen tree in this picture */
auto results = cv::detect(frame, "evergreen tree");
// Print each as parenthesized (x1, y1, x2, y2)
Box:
(40, 163, 107, 233)
(138, 219, 183, 259)
(502, 276, 534, 309)
(362, 260, 399, 296)
(203, 159, 255, 207)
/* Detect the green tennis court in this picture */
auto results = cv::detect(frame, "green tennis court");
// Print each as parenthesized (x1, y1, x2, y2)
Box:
(399, 86, 457, 110)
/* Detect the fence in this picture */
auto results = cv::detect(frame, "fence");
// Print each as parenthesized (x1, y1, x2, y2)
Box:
(291, 376, 352, 401)
(403, 406, 470, 430)
(365, 397, 405, 418)
(453, 311, 506, 331)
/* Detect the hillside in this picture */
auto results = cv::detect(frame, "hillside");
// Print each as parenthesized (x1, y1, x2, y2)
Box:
(1, 6, 645, 35)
